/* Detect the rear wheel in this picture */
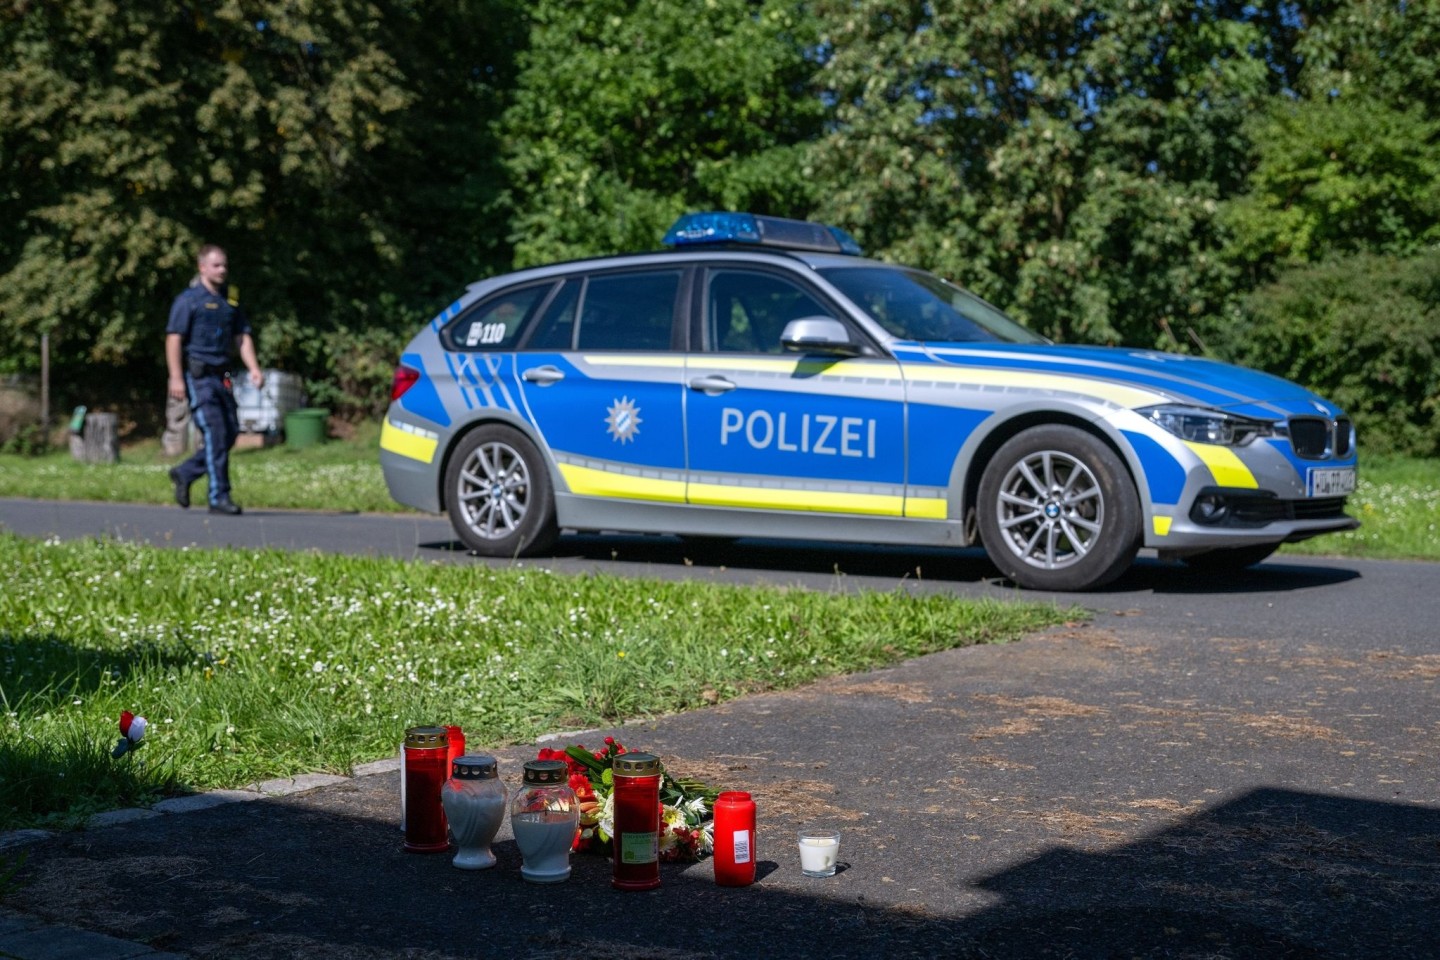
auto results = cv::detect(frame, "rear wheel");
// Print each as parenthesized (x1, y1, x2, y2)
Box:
(444, 425, 558, 557)
(1180, 543, 1279, 572)
(976, 425, 1140, 591)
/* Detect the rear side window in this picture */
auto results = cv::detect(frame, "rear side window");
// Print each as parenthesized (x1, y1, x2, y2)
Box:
(443, 283, 553, 351)
(575, 270, 681, 351)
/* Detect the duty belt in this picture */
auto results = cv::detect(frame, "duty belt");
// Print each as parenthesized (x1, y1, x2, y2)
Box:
(186, 357, 229, 378)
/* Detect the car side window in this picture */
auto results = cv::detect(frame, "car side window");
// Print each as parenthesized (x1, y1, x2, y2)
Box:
(522, 280, 580, 350)
(444, 283, 552, 352)
(704, 269, 833, 353)
(574, 270, 681, 351)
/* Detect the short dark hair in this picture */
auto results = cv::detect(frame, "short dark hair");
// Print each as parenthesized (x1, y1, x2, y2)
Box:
(196, 243, 225, 263)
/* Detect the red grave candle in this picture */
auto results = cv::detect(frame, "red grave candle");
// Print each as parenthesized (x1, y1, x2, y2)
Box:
(610, 752, 662, 890)
(712, 790, 757, 886)
(402, 726, 450, 853)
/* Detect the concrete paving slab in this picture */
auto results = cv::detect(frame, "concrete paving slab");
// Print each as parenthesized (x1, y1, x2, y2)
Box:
(250, 773, 349, 796)
(86, 809, 162, 830)
(0, 831, 52, 853)
(351, 757, 398, 777)
(150, 790, 260, 815)
(0, 925, 154, 960)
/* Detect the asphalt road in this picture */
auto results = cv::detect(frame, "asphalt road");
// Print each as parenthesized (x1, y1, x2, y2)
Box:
(3, 497, 1439, 958)
(2, 496, 1437, 646)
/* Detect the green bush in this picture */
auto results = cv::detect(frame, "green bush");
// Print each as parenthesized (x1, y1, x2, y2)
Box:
(1214, 251, 1440, 458)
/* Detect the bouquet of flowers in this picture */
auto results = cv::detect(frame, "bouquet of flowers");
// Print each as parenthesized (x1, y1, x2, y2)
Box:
(536, 737, 719, 862)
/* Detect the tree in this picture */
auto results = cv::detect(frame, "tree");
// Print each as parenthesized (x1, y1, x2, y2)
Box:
(499, 0, 825, 267)
(1214, 251, 1440, 458)
(1220, 2, 1440, 279)
(807, 1, 1312, 347)
(0, 0, 520, 422)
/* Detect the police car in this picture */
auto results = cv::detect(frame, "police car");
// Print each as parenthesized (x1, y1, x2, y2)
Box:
(380, 212, 1358, 591)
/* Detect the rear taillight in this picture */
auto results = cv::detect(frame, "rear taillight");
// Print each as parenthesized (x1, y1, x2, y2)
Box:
(390, 364, 420, 400)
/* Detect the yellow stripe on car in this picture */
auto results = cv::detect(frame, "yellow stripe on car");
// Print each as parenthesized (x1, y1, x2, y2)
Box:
(903, 497, 948, 519)
(558, 463, 687, 503)
(380, 419, 438, 464)
(1183, 441, 1259, 488)
(1153, 516, 1173, 536)
(688, 481, 905, 516)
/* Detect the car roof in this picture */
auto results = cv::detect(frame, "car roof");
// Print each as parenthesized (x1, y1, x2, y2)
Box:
(462, 248, 888, 300)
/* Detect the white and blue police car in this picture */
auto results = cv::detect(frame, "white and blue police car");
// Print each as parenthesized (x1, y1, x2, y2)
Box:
(380, 212, 1358, 591)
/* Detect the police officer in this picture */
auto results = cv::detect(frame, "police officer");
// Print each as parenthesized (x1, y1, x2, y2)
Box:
(165, 244, 264, 515)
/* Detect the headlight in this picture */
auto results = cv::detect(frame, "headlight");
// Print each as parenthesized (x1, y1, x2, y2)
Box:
(1139, 405, 1272, 446)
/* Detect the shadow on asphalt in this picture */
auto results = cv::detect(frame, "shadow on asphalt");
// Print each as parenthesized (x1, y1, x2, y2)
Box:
(9, 785, 1434, 957)
(416, 534, 1362, 596)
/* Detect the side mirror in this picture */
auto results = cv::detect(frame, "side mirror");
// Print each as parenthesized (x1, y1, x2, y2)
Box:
(779, 316, 859, 356)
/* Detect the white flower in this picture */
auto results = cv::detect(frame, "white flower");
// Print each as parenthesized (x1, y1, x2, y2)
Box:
(597, 792, 616, 841)
(312, 661, 326, 673)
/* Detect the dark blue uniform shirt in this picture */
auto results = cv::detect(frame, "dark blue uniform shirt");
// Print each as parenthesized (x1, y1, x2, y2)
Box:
(166, 284, 251, 368)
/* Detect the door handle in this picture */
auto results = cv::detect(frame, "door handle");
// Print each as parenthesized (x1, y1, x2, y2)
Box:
(688, 376, 736, 394)
(522, 365, 565, 385)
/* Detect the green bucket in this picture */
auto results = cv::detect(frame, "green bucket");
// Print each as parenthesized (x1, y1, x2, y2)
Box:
(284, 408, 329, 449)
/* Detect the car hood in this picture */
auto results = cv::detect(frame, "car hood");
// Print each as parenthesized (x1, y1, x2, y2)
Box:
(903, 343, 1343, 419)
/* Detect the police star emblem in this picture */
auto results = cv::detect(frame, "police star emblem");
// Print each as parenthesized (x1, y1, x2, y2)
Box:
(605, 396, 642, 444)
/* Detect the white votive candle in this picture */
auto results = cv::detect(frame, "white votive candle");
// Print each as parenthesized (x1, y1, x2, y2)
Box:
(798, 829, 840, 877)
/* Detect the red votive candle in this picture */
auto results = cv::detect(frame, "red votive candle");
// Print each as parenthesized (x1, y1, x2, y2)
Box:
(611, 752, 661, 890)
(446, 724, 465, 771)
(403, 725, 450, 853)
(712, 791, 756, 886)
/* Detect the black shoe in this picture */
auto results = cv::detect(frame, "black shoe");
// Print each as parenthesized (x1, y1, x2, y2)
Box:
(208, 498, 242, 516)
(168, 468, 190, 509)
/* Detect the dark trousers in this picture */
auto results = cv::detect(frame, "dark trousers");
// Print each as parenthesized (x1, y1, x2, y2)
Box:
(174, 372, 238, 503)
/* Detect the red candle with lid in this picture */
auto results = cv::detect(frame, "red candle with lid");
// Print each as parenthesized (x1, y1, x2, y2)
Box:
(610, 752, 662, 890)
(402, 725, 451, 853)
(712, 790, 757, 886)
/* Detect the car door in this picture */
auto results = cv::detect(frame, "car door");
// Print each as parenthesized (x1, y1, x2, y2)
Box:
(684, 266, 908, 516)
(516, 268, 689, 504)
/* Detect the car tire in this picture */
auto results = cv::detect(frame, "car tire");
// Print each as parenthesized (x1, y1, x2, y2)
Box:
(1179, 543, 1279, 572)
(977, 425, 1141, 591)
(444, 425, 559, 557)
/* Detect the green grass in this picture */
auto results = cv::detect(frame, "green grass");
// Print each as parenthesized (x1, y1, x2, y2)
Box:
(0, 421, 398, 514)
(0, 533, 1074, 830)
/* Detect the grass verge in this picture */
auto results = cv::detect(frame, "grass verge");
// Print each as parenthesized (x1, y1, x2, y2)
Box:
(0, 533, 1076, 830)
(0, 422, 396, 514)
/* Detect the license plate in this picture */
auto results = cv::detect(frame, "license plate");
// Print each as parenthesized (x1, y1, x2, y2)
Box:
(1307, 467, 1356, 497)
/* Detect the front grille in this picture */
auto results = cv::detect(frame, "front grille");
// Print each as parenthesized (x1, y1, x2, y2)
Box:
(1288, 417, 1330, 458)
(1335, 418, 1353, 457)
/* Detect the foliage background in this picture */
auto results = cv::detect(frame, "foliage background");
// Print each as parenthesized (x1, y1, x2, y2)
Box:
(1, 0, 1436, 454)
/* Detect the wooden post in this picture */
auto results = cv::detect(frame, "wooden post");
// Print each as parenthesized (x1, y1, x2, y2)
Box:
(40, 332, 49, 448)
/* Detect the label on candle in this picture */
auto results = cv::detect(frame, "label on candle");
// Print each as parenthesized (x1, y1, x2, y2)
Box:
(732, 830, 751, 864)
(619, 831, 658, 864)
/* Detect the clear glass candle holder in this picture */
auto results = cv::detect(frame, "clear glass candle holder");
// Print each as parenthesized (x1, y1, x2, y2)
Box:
(798, 829, 840, 878)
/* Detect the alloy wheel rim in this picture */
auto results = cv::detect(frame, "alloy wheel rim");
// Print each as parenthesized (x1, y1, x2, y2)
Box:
(994, 450, 1104, 570)
(457, 441, 530, 540)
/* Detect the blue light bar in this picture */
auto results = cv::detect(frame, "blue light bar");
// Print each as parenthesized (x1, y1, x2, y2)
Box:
(663, 212, 862, 256)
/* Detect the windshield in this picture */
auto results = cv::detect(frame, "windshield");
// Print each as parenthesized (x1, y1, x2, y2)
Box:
(819, 266, 1046, 344)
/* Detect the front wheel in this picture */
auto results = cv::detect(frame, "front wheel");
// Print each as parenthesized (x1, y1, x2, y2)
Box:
(976, 425, 1140, 591)
(444, 425, 558, 557)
